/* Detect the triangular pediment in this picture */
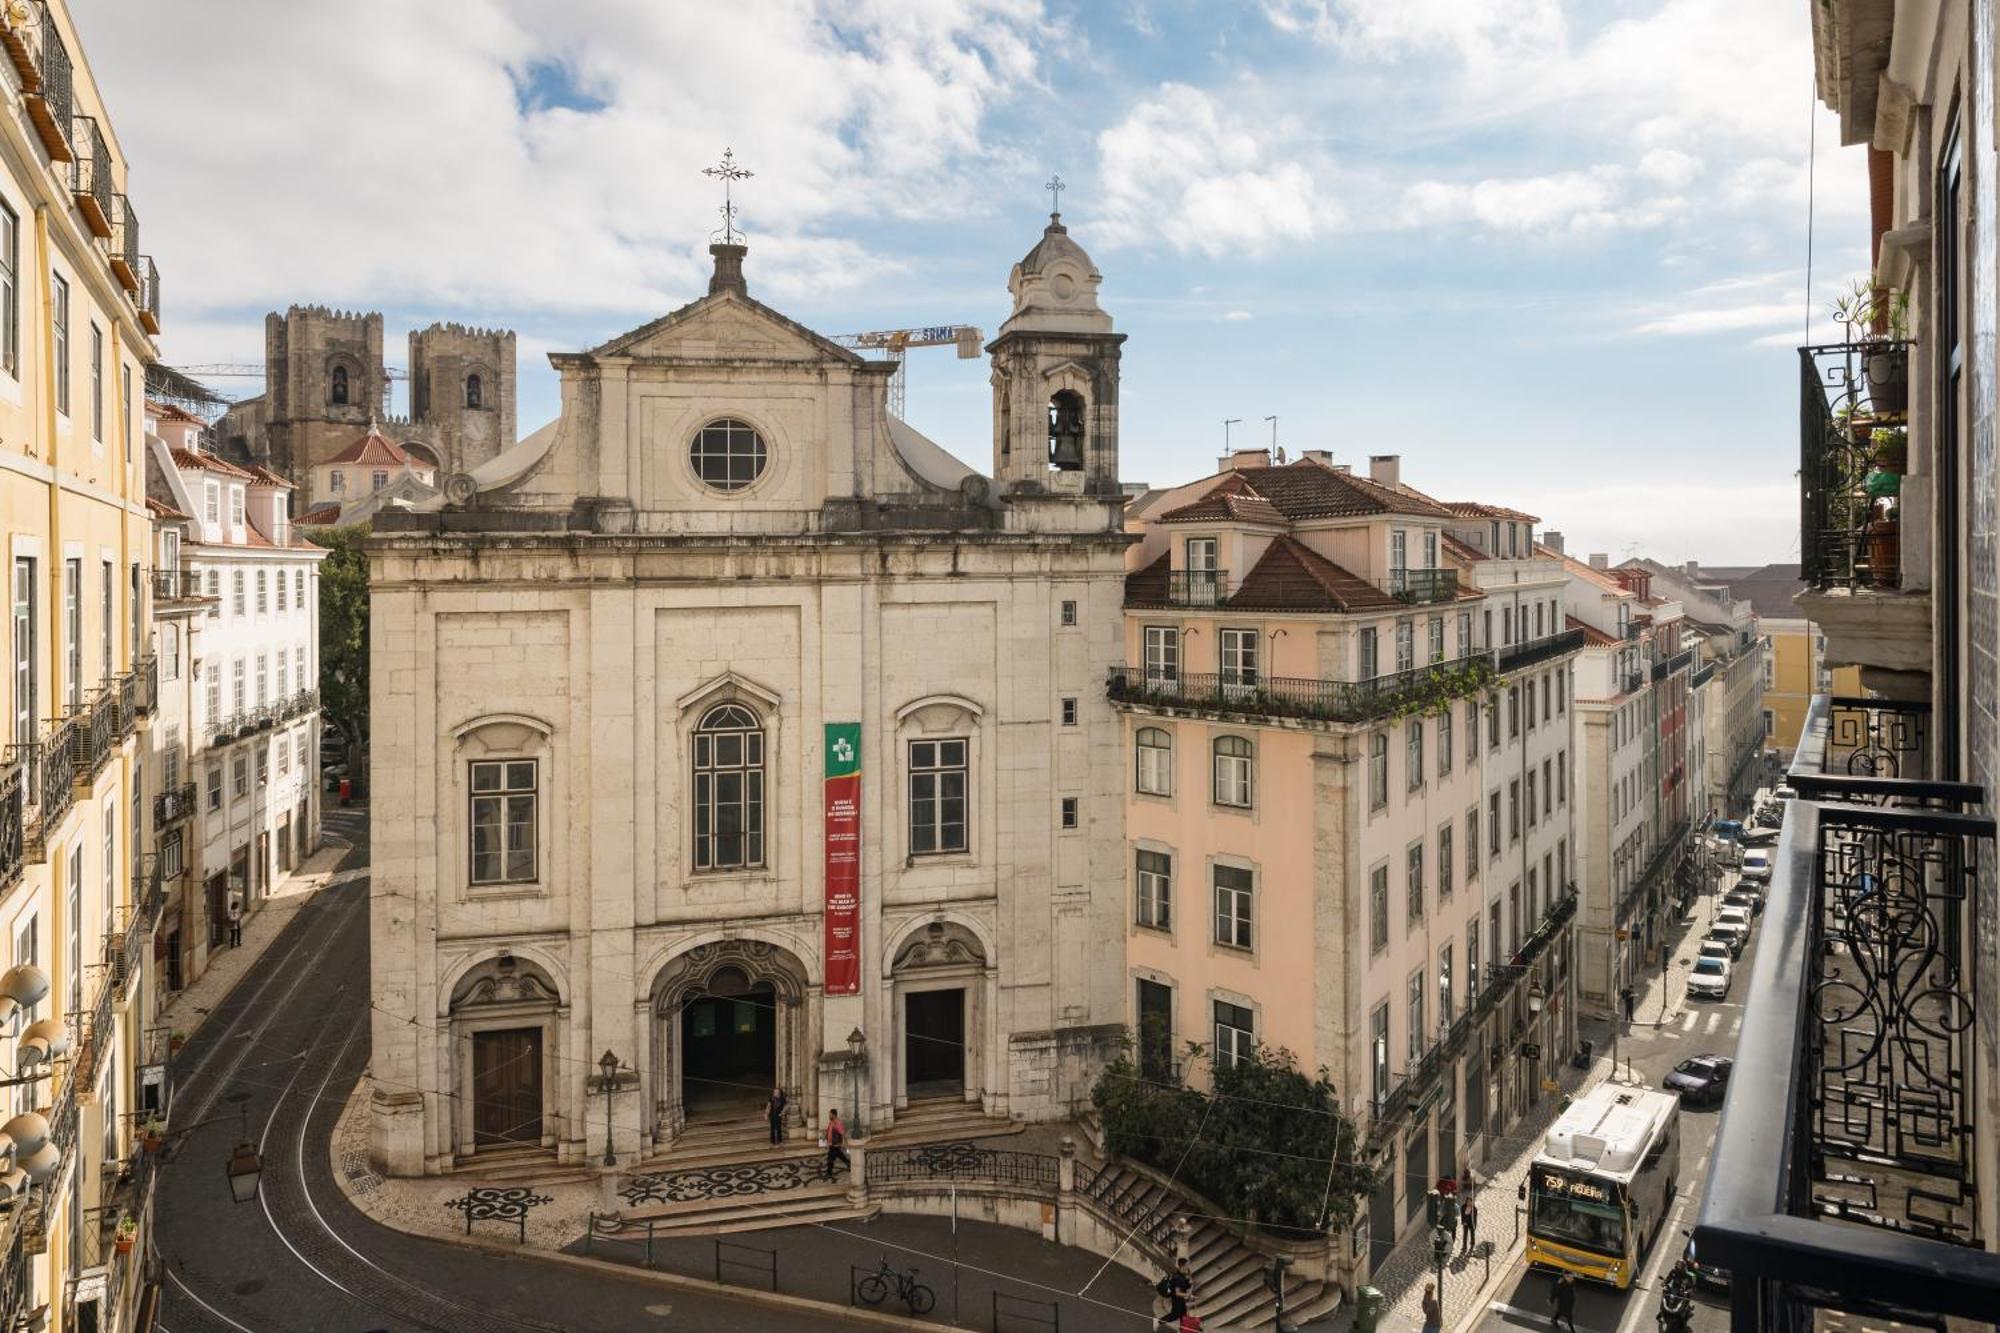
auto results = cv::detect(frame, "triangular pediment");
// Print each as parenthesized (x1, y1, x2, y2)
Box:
(593, 291, 865, 366)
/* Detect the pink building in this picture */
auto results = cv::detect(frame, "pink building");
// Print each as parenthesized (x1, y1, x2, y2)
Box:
(1115, 450, 1581, 1278)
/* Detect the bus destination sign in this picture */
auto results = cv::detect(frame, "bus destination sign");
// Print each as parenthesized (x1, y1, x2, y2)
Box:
(1539, 1170, 1613, 1204)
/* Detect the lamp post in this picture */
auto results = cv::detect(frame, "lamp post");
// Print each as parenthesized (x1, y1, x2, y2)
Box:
(223, 1095, 261, 1204)
(845, 1027, 866, 1137)
(586, 1049, 636, 1169)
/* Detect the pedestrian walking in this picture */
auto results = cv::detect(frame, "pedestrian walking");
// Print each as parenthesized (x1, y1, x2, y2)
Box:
(1154, 1257, 1193, 1329)
(819, 1108, 850, 1180)
(1620, 984, 1636, 1023)
(766, 1085, 787, 1146)
(1420, 1282, 1442, 1333)
(1550, 1272, 1578, 1333)
(226, 895, 243, 948)
(1459, 1196, 1479, 1255)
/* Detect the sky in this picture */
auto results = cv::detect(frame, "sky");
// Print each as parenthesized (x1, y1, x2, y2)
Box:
(77, 0, 1867, 566)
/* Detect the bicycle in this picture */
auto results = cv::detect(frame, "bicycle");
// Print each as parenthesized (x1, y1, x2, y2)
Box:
(855, 1257, 936, 1315)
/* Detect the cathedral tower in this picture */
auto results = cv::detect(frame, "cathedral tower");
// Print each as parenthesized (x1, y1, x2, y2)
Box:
(261, 306, 383, 478)
(988, 209, 1125, 495)
(409, 322, 517, 474)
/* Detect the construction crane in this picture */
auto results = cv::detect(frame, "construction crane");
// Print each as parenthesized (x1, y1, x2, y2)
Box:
(173, 362, 410, 414)
(831, 326, 981, 419)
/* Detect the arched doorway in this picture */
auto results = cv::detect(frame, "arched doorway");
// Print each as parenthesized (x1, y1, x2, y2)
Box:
(891, 921, 990, 1107)
(448, 955, 561, 1158)
(652, 940, 810, 1138)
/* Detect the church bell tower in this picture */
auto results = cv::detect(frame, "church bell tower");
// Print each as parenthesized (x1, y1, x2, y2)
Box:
(988, 200, 1125, 495)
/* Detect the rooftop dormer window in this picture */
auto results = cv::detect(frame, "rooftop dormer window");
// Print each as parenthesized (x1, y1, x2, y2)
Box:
(229, 486, 245, 528)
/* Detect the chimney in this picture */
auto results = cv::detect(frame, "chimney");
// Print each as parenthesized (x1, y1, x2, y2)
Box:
(1218, 448, 1271, 472)
(1684, 560, 1699, 581)
(1543, 530, 1565, 554)
(1588, 553, 1609, 570)
(1368, 454, 1401, 488)
(709, 243, 748, 296)
(1300, 449, 1334, 466)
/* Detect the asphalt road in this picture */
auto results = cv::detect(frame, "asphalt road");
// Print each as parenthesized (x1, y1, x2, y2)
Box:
(1469, 878, 1754, 1333)
(154, 808, 857, 1333)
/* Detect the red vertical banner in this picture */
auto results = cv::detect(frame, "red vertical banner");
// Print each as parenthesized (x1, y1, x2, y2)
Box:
(823, 722, 862, 996)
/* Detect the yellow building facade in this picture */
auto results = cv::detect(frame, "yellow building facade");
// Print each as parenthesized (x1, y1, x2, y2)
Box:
(0, 2, 165, 1328)
(1760, 616, 1861, 760)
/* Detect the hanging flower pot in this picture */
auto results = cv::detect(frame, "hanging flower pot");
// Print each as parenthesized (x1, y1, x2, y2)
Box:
(1866, 515, 1901, 589)
(1865, 344, 1909, 414)
(1870, 427, 1907, 472)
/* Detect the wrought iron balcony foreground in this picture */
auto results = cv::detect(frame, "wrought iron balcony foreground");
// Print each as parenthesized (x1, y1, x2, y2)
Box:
(1785, 693, 1981, 810)
(1800, 341, 1911, 592)
(1166, 569, 1228, 607)
(1497, 626, 1587, 675)
(1696, 796, 2000, 1327)
(1108, 651, 1496, 727)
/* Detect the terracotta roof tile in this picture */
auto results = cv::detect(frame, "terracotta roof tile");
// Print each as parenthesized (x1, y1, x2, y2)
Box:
(297, 503, 343, 526)
(1567, 615, 1619, 647)
(144, 496, 192, 522)
(244, 464, 294, 489)
(1444, 498, 1540, 523)
(168, 447, 254, 479)
(1228, 460, 1456, 520)
(1441, 532, 1486, 564)
(1125, 551, 1170, 605)
(1156, 473, 1288, 526)
(325, 429, 422, 469)
(1228, 535, 1404, 613)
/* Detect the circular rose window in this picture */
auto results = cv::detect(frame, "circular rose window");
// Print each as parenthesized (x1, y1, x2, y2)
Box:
(689, 418, 768, 492)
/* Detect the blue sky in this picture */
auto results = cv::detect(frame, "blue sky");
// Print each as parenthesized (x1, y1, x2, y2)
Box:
(82, 0, 1866, 564)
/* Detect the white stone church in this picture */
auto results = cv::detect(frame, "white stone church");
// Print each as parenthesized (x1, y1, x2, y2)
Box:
(367, 217, 1133, 1174)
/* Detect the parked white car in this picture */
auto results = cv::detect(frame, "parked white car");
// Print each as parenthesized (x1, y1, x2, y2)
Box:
(1740, 849, 1773, 883)
(1687, 955, 1733, 1000)
(1697, 939, 1732, 965)
(1716, 906, 1755, 939)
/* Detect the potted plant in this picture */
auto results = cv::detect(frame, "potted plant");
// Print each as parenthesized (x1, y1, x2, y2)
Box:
(1866, 498, 1901, 589)
(113, 1215, 136, 1255)
(1834, 281, 1911, 414)
(139, 1117, 166, 1153)
(168, 1030, 187, 1054)
(1871, 426, 1908, 472)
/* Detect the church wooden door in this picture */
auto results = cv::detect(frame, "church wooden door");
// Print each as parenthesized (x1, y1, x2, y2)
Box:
(471, 1027, 543, 1148)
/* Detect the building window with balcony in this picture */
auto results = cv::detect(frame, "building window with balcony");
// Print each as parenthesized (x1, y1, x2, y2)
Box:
(1359, 625, 1378, 679)
(1390, 528, 1407, 580)
(1438, 942, 1453, 1026)
(1213, 864, 1253, 950)
(13, 560, 33, 760)
(1395, 620, 1414, 672)
(1526, 772, 1537, 828)
(1423, 530, 1439, 569)
(1406, 842, 1424, 924)
(1466, 809, 1480, 882)
(694, 703, 765, 871)
(1136, 849, 1171, 929)
(1212, 735, 1253, 808)
(255, 654, 267, 708)
(908, 738, 968, 855)
(232, 754, 247, 798)
(51, 271, 67, 415)
(206, 766, 221, 811)
(1467, 699, 1479, 758)
(1135, 726, 1172, 796)
(1220, 628, 1258, 691)
(1143, 626, 1179, 683)
(1370, 864, 1389, 954)
(1467, 919, 1481, 996)
(1214, 1000, 1254, 1070)
(1407, 969, 1426, 1065)
(1370, 1003, 1390, 1107)
(469, 759, 537, 885)
(1429, 616, 1445, 663)
(1488, 791, 1501, 856)
(1438, 824, 1453, 902)
(1370, 732, 1389, 809)
(1509, 779, 1520, 841)
(1406, 718, 1424, 790)
(1438, 707, 1453, 775)
(1502, 607, 1513, 645)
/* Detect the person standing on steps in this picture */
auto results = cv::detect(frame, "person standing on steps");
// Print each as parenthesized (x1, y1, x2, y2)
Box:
(820, 1108, 850, 1180)
(1154, 1256, 1193, 1329)
(766, 1085, 787, 1146)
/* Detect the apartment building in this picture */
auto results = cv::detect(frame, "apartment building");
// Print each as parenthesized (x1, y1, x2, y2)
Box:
(145, 409, 324, 989)
(1115, 451, 1580, 1286)
(296, 426, 439, 530)
(0, 1, 167, 1327)
(140, 475, 201, 1004)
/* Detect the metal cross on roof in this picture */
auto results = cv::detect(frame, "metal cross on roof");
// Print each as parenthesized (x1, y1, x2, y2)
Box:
(703, 147, 754, 245)
(1045, 173, 1064, 219)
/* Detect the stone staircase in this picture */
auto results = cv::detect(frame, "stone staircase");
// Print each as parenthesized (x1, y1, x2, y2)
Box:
(1078, 1159, 1342, 1330)
(614, 1154, 876, 1237)
(863, 1095, 1024, 1147)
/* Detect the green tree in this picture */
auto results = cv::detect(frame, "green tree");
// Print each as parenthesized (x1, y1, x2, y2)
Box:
(310, 525, 371, 784)
(1092, 1040, 1377, 1237)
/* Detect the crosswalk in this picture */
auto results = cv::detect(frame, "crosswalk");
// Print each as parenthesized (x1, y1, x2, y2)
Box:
(1626, 1008, 1743, 1040)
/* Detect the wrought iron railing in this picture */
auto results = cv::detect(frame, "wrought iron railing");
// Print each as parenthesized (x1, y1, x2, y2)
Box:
(137, 256, 159, 334)
(1497, 627, 1587, 675)
(22, 1, 70, 162)
(68, 114, 110, 237)
(135, 653, 156, 716)
(73, 690, 114, 777)
(1800, 340, 1911, 591)
(148, 566, 200, 602)
(1651, 647, 1694, 681)
(1108, 652, 1495, 727)
(866, 1142, 1059, 1191)
(1073, 1159, 1179, 1253)
(1783, 694, 1981, 814)
(1696, 795, 2000, 1327)
(1382, 567, 1459, 604)
(12, 714, 78, 854)
(0, 761, 20, 892)
(1622, 670, 1644, 695)
(1166, 569, 1229, 607)
(109, 194, 139, 293)
(1690, 662, 1715, 690)
(153, 782, 195, 828)
(115, 671, 137, 738)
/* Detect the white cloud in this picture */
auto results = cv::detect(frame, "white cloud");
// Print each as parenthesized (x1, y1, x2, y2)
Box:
(1262, 0, 1565, 71)
(1400, 167, 1651, 233)
(1540, 482, 1802, 567)
(1091, 83, 1332, 256)
(1222, 310, 1254, 321)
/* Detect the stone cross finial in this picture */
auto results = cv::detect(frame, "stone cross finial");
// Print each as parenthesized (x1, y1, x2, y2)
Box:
(703, 147, 754, 245)
(1045, 173, 1064, 220)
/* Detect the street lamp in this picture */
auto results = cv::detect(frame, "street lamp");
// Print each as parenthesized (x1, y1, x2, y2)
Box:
(846, 1028, 866, 1138)
(587, 1049, 635, 1168)
(224, 1142, 263, 1204)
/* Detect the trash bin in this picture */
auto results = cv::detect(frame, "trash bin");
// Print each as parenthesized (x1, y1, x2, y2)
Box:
(1355, 1286, 1386, 1333)
(338, 777, 352, 806)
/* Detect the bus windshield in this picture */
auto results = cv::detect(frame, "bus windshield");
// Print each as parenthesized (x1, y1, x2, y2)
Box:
(1529, 1171, 1627, 1257)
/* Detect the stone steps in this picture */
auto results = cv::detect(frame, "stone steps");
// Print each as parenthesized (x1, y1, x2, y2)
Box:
(863, 1097, 1023, 1147)
(617, 1178, 877, 1237)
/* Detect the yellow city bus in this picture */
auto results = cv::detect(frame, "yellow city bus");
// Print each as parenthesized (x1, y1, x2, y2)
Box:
(1525, 1084, 1681, 1288)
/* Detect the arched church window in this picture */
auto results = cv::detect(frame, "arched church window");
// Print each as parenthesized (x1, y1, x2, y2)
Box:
(466, 373, 483, 409)
(689, 418, 768, 493)
(693, 703, 764, 870)
(329, 365, 349, 406)
(1048, 390, 1085, 471)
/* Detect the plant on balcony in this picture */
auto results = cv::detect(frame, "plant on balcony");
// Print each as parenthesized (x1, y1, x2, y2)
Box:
(113, 1214, 136, 1253)
(1833, 280, 1911, 414)
(1866, 498, 1901, 589)
(1870, 426, 1907, 473)
(1092, 1039, 1378, 1237)
(138, 1117, 166, 1152)
(1384, 657, 1495, 721)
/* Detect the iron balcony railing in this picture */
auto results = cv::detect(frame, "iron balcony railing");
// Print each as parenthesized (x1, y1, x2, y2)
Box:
(1497, 627, 1587, 675)
(148, 565, 201, 602)
(10, 713, 79, 855)
(1622, 670, 1644, 695)
(1785, 694, 1981, 811)
(1696, 795, 2000, 1328)
(1690, 662, 1715, 690)
(137, 256, 160, 335)
(1651, 647, 1694, 681)
(20, 1, 71, 163)
(1382, 567, 1459, 605)
(71, 691, 115, 778)
(1623, 622, 1644, 640)
(866, 1144, 1060, 1191)
(108, 194, 139, 293)
(1618, 826, 1689, 926)
(68, 114, 110, 237)
(152, 782, 196, 828)
(1166, 569, 1228, 607)
(0, 761, 20, 892)
(1800, 340, 1911, 591)
(1108, 651, 1496, 728)
(135, 654, 156, 717)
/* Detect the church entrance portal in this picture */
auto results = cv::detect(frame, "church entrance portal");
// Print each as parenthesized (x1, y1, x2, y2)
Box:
(471, 1027, 544, 1148)
(904, 988, 965, 1098)
(679, 969, 776, 1118)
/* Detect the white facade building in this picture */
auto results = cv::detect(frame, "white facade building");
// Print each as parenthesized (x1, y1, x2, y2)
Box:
(145, 412, 325, 974)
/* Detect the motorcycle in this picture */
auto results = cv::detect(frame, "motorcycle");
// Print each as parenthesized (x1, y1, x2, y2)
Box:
(1656, 1255, 1696, 1331)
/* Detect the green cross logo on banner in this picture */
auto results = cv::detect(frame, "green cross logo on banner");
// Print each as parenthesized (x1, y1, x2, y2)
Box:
(825, 723, 861, 778)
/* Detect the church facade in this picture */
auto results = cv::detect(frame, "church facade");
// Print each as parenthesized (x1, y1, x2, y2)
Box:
(366, 220, 1132, 1175)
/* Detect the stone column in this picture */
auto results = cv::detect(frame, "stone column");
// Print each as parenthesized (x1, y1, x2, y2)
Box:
(1057, 1137, 1076, 1246)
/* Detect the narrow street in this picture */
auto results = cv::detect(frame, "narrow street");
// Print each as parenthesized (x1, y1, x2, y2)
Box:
(153, 808, 856, 1333)
(1469, 879, 1751, 1333)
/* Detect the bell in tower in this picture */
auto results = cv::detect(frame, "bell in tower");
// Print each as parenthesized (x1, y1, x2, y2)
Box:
(988, 188, 1126, 495)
